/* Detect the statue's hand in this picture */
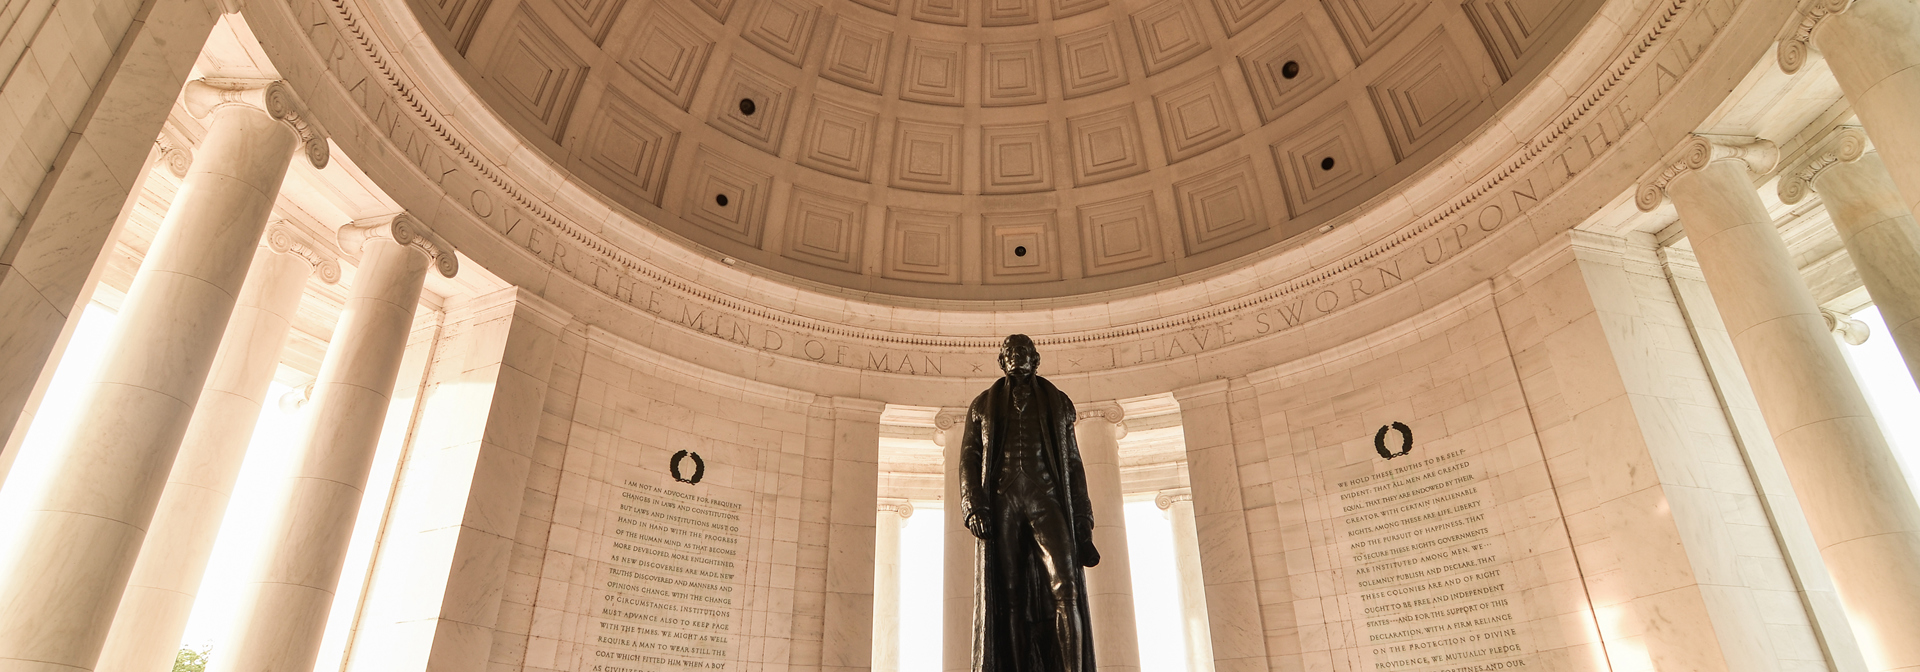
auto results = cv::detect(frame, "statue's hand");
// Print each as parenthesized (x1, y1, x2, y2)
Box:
(965, 509, 992, 539)
(1078, 537, 1100, 567)
(1077, 520, 1099, 566)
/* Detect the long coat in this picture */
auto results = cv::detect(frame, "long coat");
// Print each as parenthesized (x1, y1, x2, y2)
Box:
(958, 374, 1097, 672)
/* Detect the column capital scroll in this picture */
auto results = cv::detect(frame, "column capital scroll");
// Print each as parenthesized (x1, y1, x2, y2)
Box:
(338, 213, 459, 278)
(878, 499, 914, 519)
(1822, 308, 1872, 345)
(1778, 126, 1871, 204)
(1636, 135, 1779, 212)
(265, 221, 342, 284)
(1154, 489, 1192, 510)
(1779, 0, 1852, 74)
(1076, 401, 1127, 440)
(154, 125, 193, 178)
(182, 79, 329, 169)
(934, 407, 968, 431)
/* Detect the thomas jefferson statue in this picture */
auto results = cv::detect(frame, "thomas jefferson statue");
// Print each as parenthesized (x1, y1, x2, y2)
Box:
(959, 334, 1099, 672)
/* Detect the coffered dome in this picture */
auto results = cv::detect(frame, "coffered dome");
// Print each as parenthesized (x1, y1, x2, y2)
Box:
(414, 0, 1587, 300)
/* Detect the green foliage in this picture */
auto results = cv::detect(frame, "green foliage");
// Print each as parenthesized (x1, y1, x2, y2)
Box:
(173, 645, 210, 672)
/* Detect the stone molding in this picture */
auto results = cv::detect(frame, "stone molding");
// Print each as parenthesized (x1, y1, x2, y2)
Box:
(337, 212, 459, 278)
(584, 325, 818, 407)
(1778, 0, 1852, 74)
(182, 79, 330, 169)
(264, 221, 342, 284)
(266, 0, 1769, 380)
(1637, 135, 1780, 212)
(1778, 126, 1871, 204)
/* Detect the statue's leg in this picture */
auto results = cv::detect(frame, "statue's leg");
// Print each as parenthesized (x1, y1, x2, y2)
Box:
(994, 501, 1033, 671)
(1026, 500, 1085, 672)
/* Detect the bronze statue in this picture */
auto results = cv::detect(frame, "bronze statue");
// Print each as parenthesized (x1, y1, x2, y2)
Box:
(959, 334, 1099, 672)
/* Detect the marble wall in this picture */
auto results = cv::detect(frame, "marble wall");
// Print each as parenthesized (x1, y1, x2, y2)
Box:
(1159, 231, 1855, 672)
(471, 323, 879, 672)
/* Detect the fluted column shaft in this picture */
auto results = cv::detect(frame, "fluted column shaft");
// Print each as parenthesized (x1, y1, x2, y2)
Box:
(1668, 158, 1920, 672)
(212, 217, 447, 672)
(0, 85, 309, 672)
(1808, 151, 1920, 381)
(98, 235, 328, 672)
(937, 408, 971, 672)
(1075, 409, 1139, 672)
(1157, 492, 1214, 672)
(1813, 0, 1920, 229)
(872, 501, 911, 672)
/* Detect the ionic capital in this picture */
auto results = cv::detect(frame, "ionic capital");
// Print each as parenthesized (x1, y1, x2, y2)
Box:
(154, 125, 193, 178)
(934, 407, 967, 431)
(878, 499, 915, 519)
(1154, 489, 1192, 510)
(338, 213, 459, 278)
(1823, 308, 1872, 345)
(1636, 135, 1779, 212)
(182, 79, 330, 169)
(1778, 126, 1872, 204)
(264, 221, 342, 284)
(1778, 0, 1852, 74)
(1076, 402, 1127, 440)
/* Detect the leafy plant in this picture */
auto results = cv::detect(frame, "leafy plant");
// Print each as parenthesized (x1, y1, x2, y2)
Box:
(173, 645, 210, 672)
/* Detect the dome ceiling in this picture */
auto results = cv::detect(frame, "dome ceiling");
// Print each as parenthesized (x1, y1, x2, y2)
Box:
(411, 0, 1583, 300)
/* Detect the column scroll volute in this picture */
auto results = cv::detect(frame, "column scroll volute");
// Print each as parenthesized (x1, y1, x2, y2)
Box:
(337, 212, 460, 278)
(1778, 0, 1853, 75)
(265, 221, 343, 284)
(182, 78, 330, 169)
(932, 407, 967, 447)
(1076, 401, 1127, 441)
(1636, 135, 1780, 211)
(154, 124, 194, 178)
(1778, 126, 1872, 204)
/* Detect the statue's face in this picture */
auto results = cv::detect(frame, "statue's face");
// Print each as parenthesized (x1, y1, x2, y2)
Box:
(999, 337, 1038, 376)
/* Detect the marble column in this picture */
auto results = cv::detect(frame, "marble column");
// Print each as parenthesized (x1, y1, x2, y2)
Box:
(210, 213, 455, 672)
(97, 223, 339, 672)
(1779, 126, 1920, 382)
(936, 407, 971, 672)
(1786, 0, 1920, 240)
(1643, 135, 1920, 672)
(872, 500, 912, 672)
(0, 79, 324, 672)
(1076, 403, 1140, 672)
(1156, 491, 1215, 672)
(821, 397, 884, 672)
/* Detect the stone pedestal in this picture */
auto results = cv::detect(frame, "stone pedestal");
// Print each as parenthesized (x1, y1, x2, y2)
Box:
(210, 213, 453, 672)
(1156, 491, 1215, 672)
(1779, 126, 1920, 386)
(1646, 135, 1920, 672)
(97, 224, 336, 672)
(872, 500, 912, 672)
(0, 79, 322, 672)
(1075, 404, 1139, 672)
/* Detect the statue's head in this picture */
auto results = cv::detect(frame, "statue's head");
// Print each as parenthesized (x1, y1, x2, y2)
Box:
(999, 334, 1038, 377)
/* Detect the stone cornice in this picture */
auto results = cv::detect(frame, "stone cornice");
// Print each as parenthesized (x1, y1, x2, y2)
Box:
(337, 212, 458, 278)
(264, 221, 342, 283)
(1778, 126, 1870, 204)
(182, 79, 330, 169)
(1778, 0, 1851, 74)
(1637, 135, 1780, 212)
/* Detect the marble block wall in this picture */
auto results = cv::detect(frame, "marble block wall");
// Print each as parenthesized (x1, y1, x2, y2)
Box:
(1162, 228, 1853, 672)
(463, 324, 878, 672)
